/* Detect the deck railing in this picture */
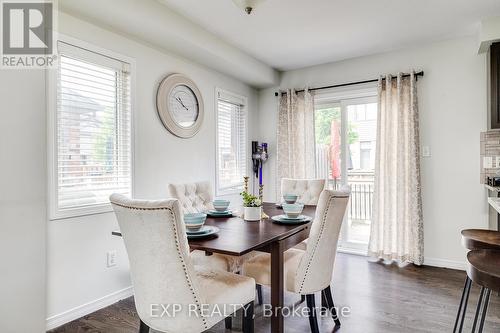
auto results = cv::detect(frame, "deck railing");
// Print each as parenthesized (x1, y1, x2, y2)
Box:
(316, 144, 374, 222)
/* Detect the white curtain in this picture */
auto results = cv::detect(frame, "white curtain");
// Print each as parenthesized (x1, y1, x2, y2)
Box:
(276, 89, 316, 200)
(368, 72, 424, 265)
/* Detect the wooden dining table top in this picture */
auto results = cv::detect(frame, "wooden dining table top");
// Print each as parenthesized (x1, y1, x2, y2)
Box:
(188, 202, 316, 256)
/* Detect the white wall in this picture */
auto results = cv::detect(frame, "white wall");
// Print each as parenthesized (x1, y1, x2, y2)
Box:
(43, 12, 259, 329)
(0, 71, 47, 333)
(258, 36, 489, 268)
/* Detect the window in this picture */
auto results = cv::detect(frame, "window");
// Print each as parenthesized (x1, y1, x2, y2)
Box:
(49, 40, 132, 219)
(360, 141, 372, 170)
(216, 89, 247, 195)
(314, 87, 377, 250)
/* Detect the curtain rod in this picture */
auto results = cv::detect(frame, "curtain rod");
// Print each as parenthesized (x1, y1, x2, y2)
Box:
(274, 71, 424, 97)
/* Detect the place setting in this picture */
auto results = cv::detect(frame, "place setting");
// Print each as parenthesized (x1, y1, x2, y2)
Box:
(271, 194, 312, 225)
(184, 212, 219, 239)
(206, 199, 234, 217)
(275, 193, 298, 208)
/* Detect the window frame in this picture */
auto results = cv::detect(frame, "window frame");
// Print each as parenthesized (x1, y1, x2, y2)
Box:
(214, 87, 248, 197)
(47, 35, 136, 220)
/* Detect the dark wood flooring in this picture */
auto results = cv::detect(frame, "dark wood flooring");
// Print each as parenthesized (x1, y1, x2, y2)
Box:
(48, 253, 500, 333)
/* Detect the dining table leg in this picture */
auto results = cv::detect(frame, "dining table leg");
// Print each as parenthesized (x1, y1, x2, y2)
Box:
(270, 240, 284, 333)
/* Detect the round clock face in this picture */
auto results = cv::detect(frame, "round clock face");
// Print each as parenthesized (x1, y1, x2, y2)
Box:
(168, 84, 199, 128)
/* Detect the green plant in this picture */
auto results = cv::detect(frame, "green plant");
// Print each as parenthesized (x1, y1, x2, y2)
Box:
(240, 191, 262, 207)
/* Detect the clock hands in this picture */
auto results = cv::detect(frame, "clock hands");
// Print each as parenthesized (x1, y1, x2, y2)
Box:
(175, 97, 189, 111)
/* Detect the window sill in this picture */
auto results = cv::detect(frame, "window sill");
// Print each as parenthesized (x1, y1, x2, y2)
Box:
(49, 203, 114, 221)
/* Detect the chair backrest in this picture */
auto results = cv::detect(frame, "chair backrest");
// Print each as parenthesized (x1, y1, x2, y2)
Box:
(294, 188, 350, 294)
(167, 181, 214, 213)
(281, 178, 326, 205)
(110, 194, 208, 333)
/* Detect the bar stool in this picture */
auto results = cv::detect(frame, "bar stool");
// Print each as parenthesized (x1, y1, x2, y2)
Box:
(466, 250, 500, 333)
(453, 229, 500, 333)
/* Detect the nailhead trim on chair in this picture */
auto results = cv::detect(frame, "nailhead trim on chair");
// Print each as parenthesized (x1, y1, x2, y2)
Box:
(297, 196, 334, 294)
(111, 199, 209, 330)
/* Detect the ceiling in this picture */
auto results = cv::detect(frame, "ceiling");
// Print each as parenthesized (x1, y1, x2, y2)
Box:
(160, 0, 500, 71)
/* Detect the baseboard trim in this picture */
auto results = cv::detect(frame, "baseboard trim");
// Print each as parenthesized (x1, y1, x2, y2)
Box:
(46, 286, 134, 331)
(337, 249, 466, 271)
(423, 257, 465, 271)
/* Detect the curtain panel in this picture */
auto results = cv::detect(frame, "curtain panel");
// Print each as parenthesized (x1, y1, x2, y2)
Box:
(276, 89, 316, 201)
(368, 72, 424, 265)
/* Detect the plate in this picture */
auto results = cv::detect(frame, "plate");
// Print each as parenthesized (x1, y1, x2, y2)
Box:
(207, 210, 233, 217)
(187, 226, 220, 238)
(271, 215, 312, 225)
(186, 225, 211, 235)
(280, 214, 307, 220)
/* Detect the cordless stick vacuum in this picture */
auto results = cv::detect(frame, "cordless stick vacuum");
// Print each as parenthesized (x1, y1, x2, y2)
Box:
(252, 141, 269, 218)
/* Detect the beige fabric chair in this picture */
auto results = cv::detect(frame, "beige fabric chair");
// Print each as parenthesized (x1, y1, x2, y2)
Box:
(110, 194, 255, 333)
(167, 181, 214, 214)
(281, 178, 326, 251)
(167, 181, 234, 271)
(168, 181, 258, 274)
(280, 178, 326, 205)
(242, 189, 350, 331)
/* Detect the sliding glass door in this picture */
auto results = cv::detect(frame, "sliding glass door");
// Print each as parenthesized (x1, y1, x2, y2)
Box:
(314, 90, 377, 253)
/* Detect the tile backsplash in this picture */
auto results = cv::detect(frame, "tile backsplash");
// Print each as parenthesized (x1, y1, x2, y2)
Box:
(480, 130, 500, 183)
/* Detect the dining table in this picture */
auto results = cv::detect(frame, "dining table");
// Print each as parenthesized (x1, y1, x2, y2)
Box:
(112, 202, 316, 333)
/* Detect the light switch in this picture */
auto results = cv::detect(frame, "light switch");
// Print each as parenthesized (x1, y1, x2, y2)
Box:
(422, 146, 431, 157)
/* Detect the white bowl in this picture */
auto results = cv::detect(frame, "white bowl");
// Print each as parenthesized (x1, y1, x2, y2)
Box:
(213, 199, 230, 212)
(282, 203, 304, 218)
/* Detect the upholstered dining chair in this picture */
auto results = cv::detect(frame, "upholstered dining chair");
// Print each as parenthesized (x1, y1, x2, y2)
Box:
(242, 189, 350, 332)
(110, 194, 255, 333)
(282, 178, 326, 253)
(168, 180, 266, 309)
(167, 181, 214, 214)
(280, 178, 326, 205)
(167, 181, 242, 274)
(167, 181, 262, 276)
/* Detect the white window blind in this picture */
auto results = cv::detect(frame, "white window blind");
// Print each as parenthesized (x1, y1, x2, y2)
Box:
(216, 91, 247, 194)
(52, 41, 132, 218)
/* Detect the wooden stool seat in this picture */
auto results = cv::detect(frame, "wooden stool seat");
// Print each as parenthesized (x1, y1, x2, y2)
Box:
(467, 250, 500, 292)
(461, 229, 500, 250)
(454, 229, 500, 333)
(464, 249, 500, 333)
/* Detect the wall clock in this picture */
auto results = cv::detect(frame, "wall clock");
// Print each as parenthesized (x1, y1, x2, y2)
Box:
(156, 73, 204, 138)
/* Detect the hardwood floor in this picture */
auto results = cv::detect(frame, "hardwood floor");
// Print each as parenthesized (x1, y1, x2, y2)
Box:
(48, 253, 500, 333)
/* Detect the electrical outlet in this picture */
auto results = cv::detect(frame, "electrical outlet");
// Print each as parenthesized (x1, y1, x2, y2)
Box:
(107, 250, 117, 268)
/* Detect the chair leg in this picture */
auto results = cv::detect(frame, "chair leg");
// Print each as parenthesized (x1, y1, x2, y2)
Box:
(471, 286, 486, 333)
(321, 289, 328, 311)
(139, 319, 150, 333)
(225, 316, 232, 330)
(306, 294, 320, 333)
(323, 285, 341, 327)
(256, 284, 263, 305)
(454, 276, 471, 333)
(242, 301, 254, 333)
(477, 289, 491, 333)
